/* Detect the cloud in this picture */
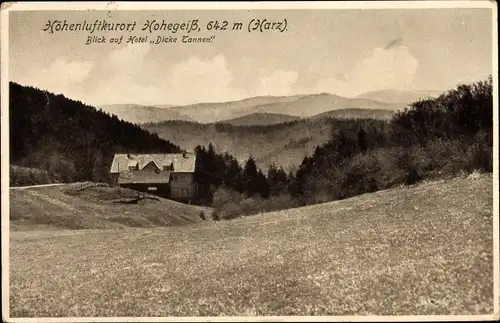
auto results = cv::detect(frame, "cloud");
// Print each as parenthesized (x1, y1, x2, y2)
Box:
(16, 57, 94, 101)
(253, 70, 299, 97)
(107, 42, 152, 75)
(14, 43, 418, 106)
(312, 44, 419, 97)
(91, 50, 246, 106)
(163, 55, 245, 105)
(92, 51, 297, 105)
(87, 43, 159, 105)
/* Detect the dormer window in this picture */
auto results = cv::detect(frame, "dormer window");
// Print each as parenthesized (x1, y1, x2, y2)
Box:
(127, 160, 139, 171)
(163, 162, 174, 171)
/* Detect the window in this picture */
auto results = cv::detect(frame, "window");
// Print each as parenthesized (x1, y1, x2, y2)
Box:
(181, 188, 190, 197)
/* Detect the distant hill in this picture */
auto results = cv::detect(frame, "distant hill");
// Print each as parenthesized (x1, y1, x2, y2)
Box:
(245, 93, 405, 118)
(165, 93, 403, 124)
(309, 108, 396, 121)
(98, 104, 192, 124)
(222, 112, 301, 126)
(9, 82, 181, 184)
(356, 89, 443, 104)
(143, 116, 351, 173)
(163, 95, 305, 124)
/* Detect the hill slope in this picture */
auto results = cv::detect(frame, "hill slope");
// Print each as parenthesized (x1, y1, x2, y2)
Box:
(246, 93, 405, 118)
(309, 108, 395, 121)
(143, 119, 334, 172)
(356, 89, 443, 104)
(98, 104, 192, 124)
(10, 174, 493, 316)
(222, 112, 301, 126)
(166, 95, 305, 123)
(10, 183, 210, 231)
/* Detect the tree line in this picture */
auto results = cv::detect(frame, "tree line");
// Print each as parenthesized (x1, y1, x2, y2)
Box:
(192, 144, 291, 204)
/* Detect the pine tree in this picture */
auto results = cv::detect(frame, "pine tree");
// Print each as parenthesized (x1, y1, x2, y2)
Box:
(267, 163, 278, 194)
(267, 163, 290, 196)
(242, 156, 258, 196)
(256, 169, 270, 198)
(357, 127, 367, 153)
(224, 158, 243, 192)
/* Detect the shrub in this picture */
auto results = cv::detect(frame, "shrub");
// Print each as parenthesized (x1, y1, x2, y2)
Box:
(220, 202, 243, 220)
(404, 165, 422, 185)
(10, 165, 58, 186)
(465, 130, 493, 172)
(211, 210, 221, 221)
(212, 186, 242, 210)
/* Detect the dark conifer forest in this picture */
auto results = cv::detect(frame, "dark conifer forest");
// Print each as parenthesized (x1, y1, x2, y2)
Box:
(9, 82, 181, 183)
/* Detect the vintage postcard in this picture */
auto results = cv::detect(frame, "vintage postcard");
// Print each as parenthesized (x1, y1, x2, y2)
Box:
(1, 1, 498, 322)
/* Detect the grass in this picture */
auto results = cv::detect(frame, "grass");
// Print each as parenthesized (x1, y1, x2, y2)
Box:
(9, 174, 494, 317)
(10, 183, 211, 231)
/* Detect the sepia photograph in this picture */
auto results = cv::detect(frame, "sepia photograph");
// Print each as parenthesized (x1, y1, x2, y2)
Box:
(1, 1, 498, 321)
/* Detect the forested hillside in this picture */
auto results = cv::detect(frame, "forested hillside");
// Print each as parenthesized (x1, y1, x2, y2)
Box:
(143, 118, 334, 172)
(209, 77, 493, 219)
(291, 76, 493, 205)
(9, 82, 181, 184)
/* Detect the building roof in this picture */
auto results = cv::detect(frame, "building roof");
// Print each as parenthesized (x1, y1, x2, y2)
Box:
(110, 153, 196, 174)
(127, 160, 139, 168)
(118, 170, 172, 184)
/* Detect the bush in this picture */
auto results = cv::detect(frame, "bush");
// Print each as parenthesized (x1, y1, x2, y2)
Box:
(10, 165, 58, 186)
(214, 192, 300, 220)
(212, 186, 242, 210)
(465, 130, 493, 172)
(404, 165, 422, 185)
(220, 202, 243, 220)
(211, 210, 221, 221)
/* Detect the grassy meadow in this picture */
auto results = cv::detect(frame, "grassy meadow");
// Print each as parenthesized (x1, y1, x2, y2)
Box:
(9, 173, 493, 317)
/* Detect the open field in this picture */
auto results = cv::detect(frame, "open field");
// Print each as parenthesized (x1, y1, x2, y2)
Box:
(10, 183, 210, 231)
(9, 174, 494, 317)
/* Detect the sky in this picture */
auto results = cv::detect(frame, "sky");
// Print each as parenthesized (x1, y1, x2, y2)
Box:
(8, 6, 494, 106)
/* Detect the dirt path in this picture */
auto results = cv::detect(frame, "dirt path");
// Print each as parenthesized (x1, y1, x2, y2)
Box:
(9, 183, 66, 190)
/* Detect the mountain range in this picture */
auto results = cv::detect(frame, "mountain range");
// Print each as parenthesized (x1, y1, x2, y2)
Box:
(97, 104, 193, 124)
(102, 89, 443, 172)
(98, 89, 443, 125)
